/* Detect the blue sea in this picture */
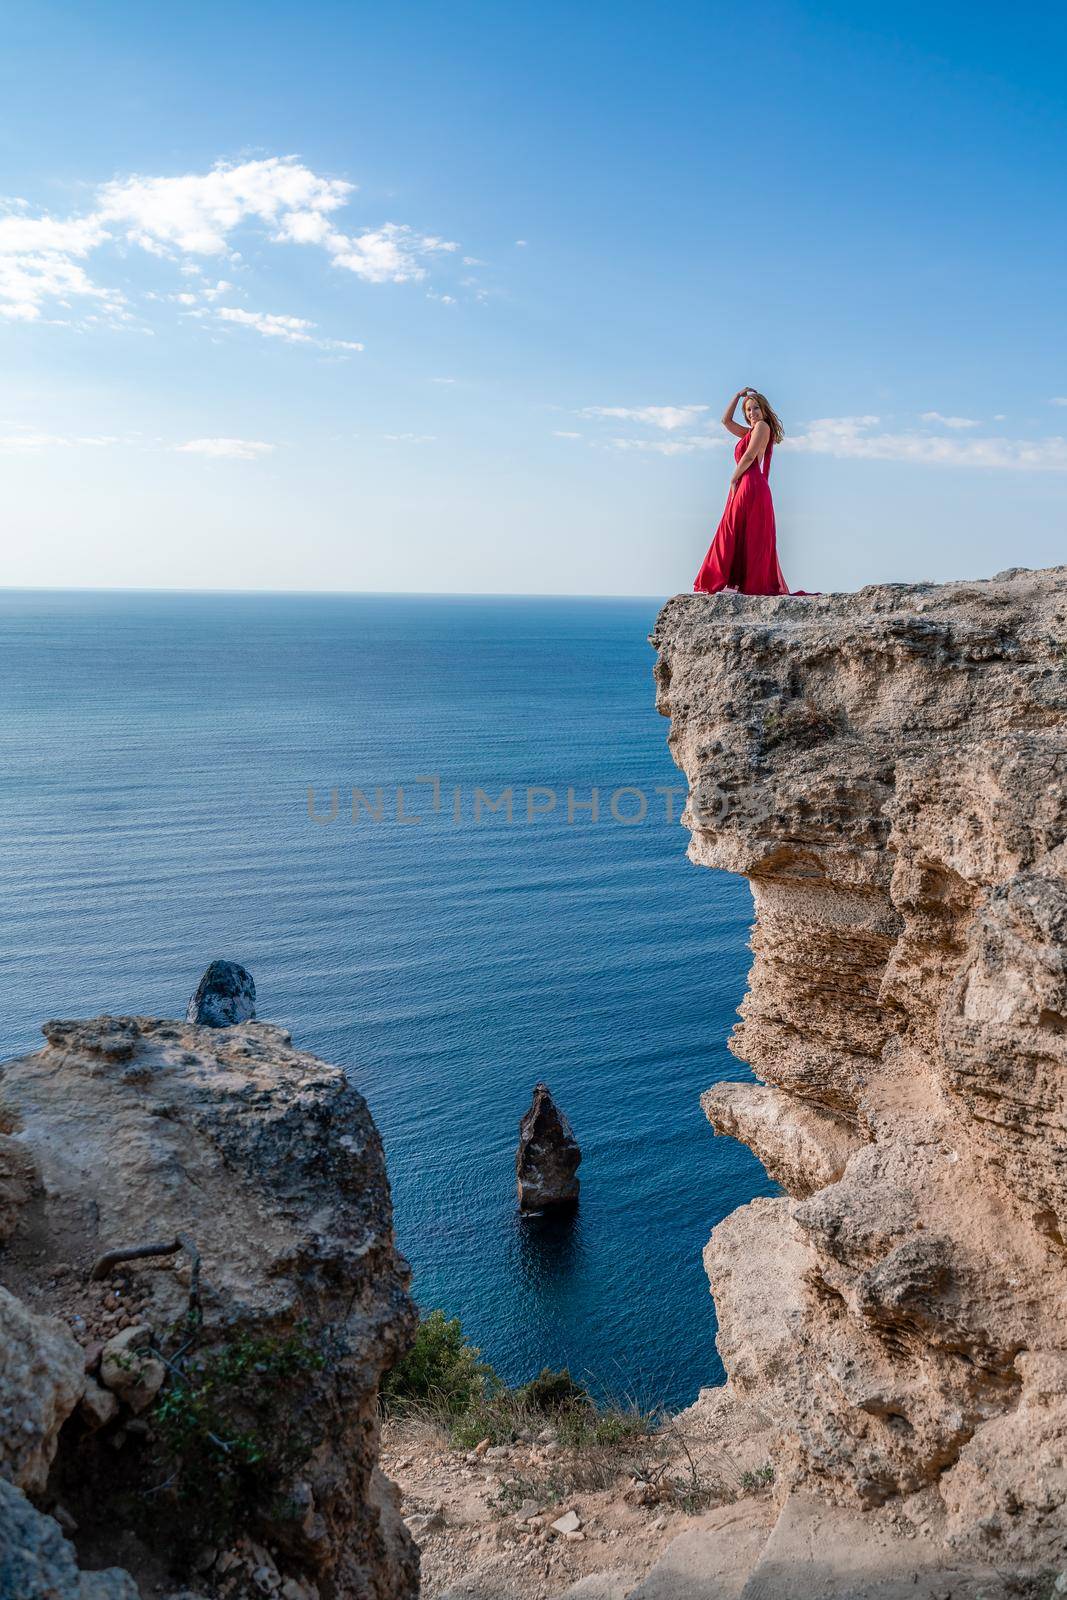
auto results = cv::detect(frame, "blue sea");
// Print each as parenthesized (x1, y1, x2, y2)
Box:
(0, 590, 774, 1410)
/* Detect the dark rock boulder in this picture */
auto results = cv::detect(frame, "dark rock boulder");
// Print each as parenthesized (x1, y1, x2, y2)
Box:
(516, 1083, 581, 1212)
(186, 960, 256, 1027)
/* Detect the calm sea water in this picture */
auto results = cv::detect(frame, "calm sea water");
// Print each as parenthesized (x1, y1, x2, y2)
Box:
(0, 590, 774, 1410)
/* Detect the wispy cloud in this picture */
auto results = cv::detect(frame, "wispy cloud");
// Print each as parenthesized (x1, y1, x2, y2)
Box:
(919, 411, 981, 429)
(786, 416, 1067, 470)
(0, 430, 124, 452)
(553, 430, 582, 439)
(314, 221, 458, 284)
(1050, 397, 1067, 408)
(0, 423, 277, 459)
(0, 156, 460, 324)
(174, 437, 275, 460)
(216, 305, 363, 351)
(608, 434, 719, 456)
(0, 210, 124, 323)
(581, 404, 709, 433)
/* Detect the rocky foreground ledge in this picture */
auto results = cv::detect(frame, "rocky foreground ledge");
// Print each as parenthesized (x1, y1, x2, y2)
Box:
(651, 567, 1067, 1573)
(0, 1014, 417, 1600)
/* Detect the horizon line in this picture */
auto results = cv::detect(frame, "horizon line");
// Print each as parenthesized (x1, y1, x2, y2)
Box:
(0, 583, 675, 603)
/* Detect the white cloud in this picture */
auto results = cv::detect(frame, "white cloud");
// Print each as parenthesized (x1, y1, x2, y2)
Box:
(175, 437, 275, 460)
(218, 306, 316, 341)
(0, 254, 118, 321)
(581, 404, 710, 433)
(553, 430, 582, 439)
(0, 156, 460, 323)
(609, 435, 718, 456)
(322, 222, 458, 284)
(1050, 397, 1067, 407)
(0, 213, 106, 256)
(0, 430, 123, 452)
(919, 411, 981, 429)
(514, 239, 528, 247)
(383, 432, 437, 442)
(216, 305, 363, 352)
(785, 416, 1067, 470)
(97, 156, 352, 256)
(0, 209, 122, 322)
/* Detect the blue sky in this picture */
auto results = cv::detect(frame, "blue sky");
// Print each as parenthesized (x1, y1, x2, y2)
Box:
(1, 1, 1064, 595)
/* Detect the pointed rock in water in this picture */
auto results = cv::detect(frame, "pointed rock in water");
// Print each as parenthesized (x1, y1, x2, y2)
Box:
(186, 960, 256, 1027)
(516, 1082, 581, 1212)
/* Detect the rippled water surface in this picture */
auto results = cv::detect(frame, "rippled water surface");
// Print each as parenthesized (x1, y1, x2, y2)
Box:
(0, 590, 774, 1408)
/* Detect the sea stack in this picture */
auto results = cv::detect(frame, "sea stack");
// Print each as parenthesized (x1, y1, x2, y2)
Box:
(516, 1082, 581, 1212)
(186, 959, 256, 1026)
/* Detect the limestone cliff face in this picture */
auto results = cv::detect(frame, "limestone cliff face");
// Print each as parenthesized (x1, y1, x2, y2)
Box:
(652, 567, 1067, 1562)
(0, 1015, 417, 1600)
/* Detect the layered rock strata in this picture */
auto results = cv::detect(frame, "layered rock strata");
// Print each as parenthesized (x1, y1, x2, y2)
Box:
(0, 1013, 417, 1599)
(652, 566, 1067, 1564)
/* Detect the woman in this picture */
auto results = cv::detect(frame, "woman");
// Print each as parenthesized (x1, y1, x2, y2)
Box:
(693, 388, 796, 595)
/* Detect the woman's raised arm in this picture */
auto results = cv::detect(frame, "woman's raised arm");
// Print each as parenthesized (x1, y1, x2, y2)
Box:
(722, 388, 750, 439)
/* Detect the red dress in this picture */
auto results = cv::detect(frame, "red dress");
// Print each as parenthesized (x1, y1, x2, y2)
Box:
(694, 429, 791, 595)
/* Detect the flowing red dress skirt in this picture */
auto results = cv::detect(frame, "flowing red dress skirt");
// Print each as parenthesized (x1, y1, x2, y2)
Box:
(694, 431, 793, 595)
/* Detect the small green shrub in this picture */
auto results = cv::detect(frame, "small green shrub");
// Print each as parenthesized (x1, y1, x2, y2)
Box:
(578, 1410, 650, 1448)
(740, 1462, 775, 1490)
(381, 1308, 498, 1417)
(149, 1328, 324, 1550)
(516, 1367, 591, 1415)
(384, 1310, 659, 1468)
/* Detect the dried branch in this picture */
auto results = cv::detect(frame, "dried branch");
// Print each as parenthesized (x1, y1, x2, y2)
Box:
(90, 1238, 183, 1280)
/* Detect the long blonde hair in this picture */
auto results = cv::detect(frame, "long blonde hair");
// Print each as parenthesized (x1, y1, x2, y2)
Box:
(745, 391, 784, 444)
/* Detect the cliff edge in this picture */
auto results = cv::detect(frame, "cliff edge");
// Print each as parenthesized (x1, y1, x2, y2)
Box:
(0, 1014, 418, 1600)
(651, 567, 1067, 1566)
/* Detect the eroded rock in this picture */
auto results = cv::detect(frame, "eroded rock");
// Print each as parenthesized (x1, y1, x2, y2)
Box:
(0, 1131, 36, 1242)
(516, 1082, 581, 1211)
(0, 1013, 418, 1599)
(653, 566, 1067, 1564)
(98, 1324, 165, 1414)
(0, 1477, 140, 1599)
(78, 1378, 119, 1431)
(185, 959, 256, 1027)
(0, 1284, 84, 1493)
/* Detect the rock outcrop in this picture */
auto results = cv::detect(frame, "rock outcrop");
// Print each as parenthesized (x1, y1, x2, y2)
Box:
(652, 567, 1067, 1567)
(0, 1477, 140, 1600)
(0, 1011, 417, 1599)
(516, 1083, 582, 1212)
(0, 1285, 85, 1494)
(185, 958, 256, 1026)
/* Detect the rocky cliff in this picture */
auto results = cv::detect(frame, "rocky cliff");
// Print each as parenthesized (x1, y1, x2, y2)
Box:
(0, 1013, 417, 1600)
(651, 566, 1067, 1566)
